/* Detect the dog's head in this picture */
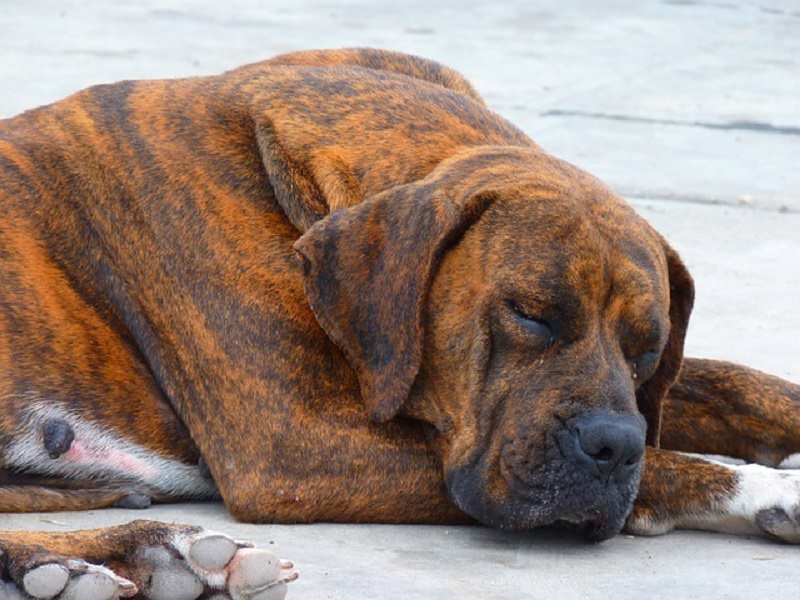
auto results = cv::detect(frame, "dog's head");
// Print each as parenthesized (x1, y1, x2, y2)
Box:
(293, 145, 694, 540)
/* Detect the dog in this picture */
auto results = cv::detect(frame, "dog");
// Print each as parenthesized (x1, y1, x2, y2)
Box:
(0, 48, 798, 600)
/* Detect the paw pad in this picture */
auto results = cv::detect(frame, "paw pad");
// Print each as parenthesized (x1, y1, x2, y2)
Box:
(6, 526, 295, 600)
(22, 563, 69, 599)
(21, 561, 136, 600)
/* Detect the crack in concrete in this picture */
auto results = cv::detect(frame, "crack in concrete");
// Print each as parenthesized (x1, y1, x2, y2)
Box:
(541, 109, 800, 137)
(624, 192, 799, 214)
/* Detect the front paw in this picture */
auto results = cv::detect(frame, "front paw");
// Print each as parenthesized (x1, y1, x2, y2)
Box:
(626, 458, 800, 544)
(756, 507, 800, 544)
(0, 521, 297, 600)
(728, 464, 800, 544)
(133, 528, 297, 600)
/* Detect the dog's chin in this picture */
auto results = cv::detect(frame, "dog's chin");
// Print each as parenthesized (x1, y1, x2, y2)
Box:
(553, 510, 628, 542)
(445, 460, 642, 542)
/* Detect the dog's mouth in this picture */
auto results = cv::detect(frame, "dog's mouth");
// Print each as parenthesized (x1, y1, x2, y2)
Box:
(445, 454, 641, 541)
(553, 508, 622, 542)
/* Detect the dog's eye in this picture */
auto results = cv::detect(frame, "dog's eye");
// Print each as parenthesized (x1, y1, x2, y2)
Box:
(632, 350, 660, 381)
(507, 300, 554, 346)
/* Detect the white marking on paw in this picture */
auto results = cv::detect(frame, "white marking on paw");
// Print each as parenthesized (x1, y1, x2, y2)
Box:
(4, 400, 217, 498)
(680, 461, 800, 541)
(778, 453, 800, 469)
(675, 452, 745, 466)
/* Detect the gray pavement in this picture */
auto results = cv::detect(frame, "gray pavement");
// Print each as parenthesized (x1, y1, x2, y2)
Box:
(1, 1, 799, 599)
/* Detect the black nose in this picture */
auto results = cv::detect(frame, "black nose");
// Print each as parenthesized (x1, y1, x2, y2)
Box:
(568, 413, 645, 481)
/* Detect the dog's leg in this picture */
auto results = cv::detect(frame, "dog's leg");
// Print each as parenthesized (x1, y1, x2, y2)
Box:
(643, 360, 800, 541)
(0, 398, 218, 513)
(0, 520, 296, 600)
(660, 358, 800, 466)
(627, 447, 800, 543)
(0, 486, 148, 512)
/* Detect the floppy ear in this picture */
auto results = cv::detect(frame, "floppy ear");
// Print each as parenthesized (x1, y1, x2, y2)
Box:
(636, 244, 695, 446)
(294, 182, 495, 422)
(256, 121, 364, 232)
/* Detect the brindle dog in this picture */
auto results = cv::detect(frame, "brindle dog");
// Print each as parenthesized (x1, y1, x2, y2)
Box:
(0, 49, 798, 600)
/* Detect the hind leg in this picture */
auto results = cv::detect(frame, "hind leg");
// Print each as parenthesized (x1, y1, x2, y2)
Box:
(0, 397, 216, 513)
(0, 520, 297, 599)
(660, 358, 800, 466)
(0, 220, 292, 596)
(0, 211, 212, 506)
(0, 390, 216, 513)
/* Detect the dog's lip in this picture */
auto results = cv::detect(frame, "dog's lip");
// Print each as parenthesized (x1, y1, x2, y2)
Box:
(448, 462, 632, 535)
(555, 510, 616, 541)
(584, 513, 617, 542)
(555, 507, 602, 527)
(447, 442, 643, 540)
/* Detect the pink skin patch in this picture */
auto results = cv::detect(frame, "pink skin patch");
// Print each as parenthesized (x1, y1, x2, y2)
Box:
(63, 440, 158, 480)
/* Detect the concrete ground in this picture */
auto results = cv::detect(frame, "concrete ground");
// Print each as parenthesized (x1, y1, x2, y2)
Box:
(1, 1, 798, 598)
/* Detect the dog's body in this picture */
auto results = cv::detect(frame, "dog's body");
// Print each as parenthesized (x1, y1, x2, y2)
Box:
(1, 49, 799, 599)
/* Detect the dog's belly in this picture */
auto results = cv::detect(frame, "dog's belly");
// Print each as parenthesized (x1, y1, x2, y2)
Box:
(1, 402, 216, 499)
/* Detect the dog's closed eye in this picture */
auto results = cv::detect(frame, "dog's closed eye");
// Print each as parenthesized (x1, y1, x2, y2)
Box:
(507, 299, 554, 349)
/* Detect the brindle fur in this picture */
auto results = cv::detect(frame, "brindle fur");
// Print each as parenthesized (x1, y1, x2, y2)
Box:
(0, 48, 798, 592)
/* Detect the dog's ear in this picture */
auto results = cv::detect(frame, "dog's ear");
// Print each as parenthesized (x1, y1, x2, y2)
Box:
(294, 182, 494, 422)
(256, 121, 364, 233)
(637, 244, 695, 446)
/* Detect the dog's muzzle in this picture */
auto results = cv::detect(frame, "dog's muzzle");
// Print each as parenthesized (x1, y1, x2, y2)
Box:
(446, 411, 647, 541)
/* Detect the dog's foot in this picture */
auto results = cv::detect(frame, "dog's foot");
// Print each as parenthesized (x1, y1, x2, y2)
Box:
(719, 464, 800, 543)
(1, 523, 297, 600)
(778, 452, 800, 470)
(134, 528, 297, 600)
(627, 460, 800, 543)
(756, 507, 800, 543)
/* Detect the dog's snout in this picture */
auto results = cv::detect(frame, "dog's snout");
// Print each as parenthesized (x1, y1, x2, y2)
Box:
(569, 413, 645, 481)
